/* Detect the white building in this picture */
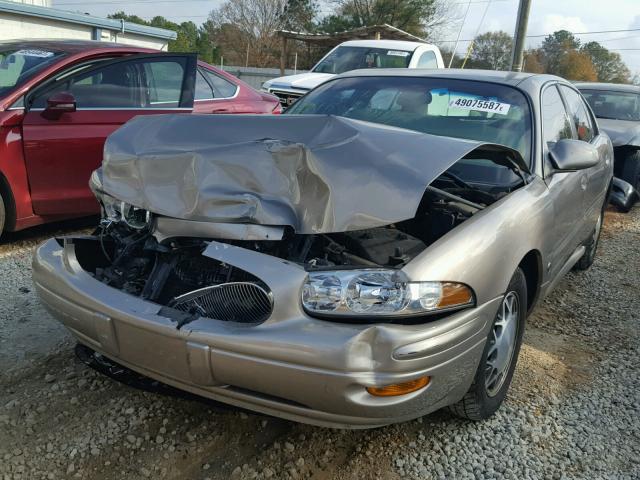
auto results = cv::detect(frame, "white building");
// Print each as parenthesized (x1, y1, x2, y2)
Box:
(0, 0, 176, 50)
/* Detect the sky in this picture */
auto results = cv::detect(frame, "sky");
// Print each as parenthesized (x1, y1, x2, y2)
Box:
(49, 0, 640, 74)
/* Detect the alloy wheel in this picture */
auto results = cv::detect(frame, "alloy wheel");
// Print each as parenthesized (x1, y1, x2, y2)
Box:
(485, 292, 520, 397)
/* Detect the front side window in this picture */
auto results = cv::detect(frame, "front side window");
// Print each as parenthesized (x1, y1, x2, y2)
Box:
(312, 46, 413, 74)
(541, 85, 573, 149)
(417, 51, 438, 68)
(0, 46, 64, 97)
(31, 57, 188, 109)
(287, 76, 532, 165)
(580, 89, 640, 121)
(559, 86, 595, 142)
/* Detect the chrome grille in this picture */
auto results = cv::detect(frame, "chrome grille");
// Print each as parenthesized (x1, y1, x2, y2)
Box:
(171, 282, 273, 324)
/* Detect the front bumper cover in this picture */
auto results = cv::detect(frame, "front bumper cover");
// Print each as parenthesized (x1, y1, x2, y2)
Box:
(33, 237, 501, 428)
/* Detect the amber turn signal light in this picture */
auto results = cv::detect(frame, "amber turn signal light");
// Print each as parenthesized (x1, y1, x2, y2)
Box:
(437, 283, 474, 308)
(366, 376, 430, 397)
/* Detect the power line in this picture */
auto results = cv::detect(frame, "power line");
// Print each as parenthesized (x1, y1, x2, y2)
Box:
(437, 27, 640, 43)
(461, 0, 492, 68)
(449, 0, 473, 67)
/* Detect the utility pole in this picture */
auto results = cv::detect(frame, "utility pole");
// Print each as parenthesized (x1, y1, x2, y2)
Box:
(510, 0, 532, 72)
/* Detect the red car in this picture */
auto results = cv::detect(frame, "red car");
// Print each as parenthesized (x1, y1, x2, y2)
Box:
(0, 40, 281, 237)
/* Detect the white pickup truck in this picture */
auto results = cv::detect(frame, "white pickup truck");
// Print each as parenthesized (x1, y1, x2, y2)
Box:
(262, 39, 444, 107)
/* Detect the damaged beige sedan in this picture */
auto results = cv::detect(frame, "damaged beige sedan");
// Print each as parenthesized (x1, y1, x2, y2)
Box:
(33, 70, 613, 428)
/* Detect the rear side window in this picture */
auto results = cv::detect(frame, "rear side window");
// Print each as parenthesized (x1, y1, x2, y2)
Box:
(202, 69, 237, 98)
(416, 51, 438, 68)
(541, 85, 573, 149)
(195, 70, 214, 100)
(559, 86, 595, 142)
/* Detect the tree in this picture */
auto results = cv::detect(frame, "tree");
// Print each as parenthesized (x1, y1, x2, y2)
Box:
(108, 12, 220, 62)
(468, 31, 513, 70)
(522, 48, 545, 73)
(540, 29, 580, 74)
(581, 41, 630, 84)
(439, 46, 463, 68)
(534, 30, 629, 82)
(207, 0, 287, 67)
(320, 0, 453, 38)
(197, 20, 221, 64)
(281, 0, 319, 32)
(108, 11, 148, 26)
(555, 49, 597, 81)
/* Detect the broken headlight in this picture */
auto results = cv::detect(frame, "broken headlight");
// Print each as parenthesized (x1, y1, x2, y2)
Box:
(99, 193, 152, 230)
(302, 269, 474, 318)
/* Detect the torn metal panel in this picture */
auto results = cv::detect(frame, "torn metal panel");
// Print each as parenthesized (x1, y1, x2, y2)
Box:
(101, 114, 522, 233)
(153, 218, 284, 242)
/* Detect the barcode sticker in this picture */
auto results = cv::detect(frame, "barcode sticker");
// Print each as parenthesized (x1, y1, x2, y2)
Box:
(448, 97, 511, 115)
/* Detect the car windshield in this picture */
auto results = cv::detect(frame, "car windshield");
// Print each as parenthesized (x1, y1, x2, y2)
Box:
(313, 46, 413, 74)
(580, 89, 640, 121)
(287, 76, 532, 164)
(0, 47, 64, 97)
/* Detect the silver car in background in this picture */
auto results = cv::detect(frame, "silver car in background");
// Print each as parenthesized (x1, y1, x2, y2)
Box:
(33, 70, 612, 428)
(576, 82, 640, 190)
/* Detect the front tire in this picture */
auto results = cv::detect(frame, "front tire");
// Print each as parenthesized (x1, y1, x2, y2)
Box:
(449, 268, 527, 420)
(620, 149, 640, 190)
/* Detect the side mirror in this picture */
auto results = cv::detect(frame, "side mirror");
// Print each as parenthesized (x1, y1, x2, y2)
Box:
(43, 92, 76, 119)
(549, 138, 600, 171)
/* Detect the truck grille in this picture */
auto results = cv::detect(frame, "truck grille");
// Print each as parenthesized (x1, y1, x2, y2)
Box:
(269, 89, 304, 107)
(171, 282, 273, 324)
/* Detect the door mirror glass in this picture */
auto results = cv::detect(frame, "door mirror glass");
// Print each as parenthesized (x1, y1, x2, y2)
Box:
(43, 91, 76, 118)
(549, 138, 599, 171)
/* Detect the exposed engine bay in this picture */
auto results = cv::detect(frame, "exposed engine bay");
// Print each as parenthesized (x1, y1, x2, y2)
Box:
(74, 164, 520, 326)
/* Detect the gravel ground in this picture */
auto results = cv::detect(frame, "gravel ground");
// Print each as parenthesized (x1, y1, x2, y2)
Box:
(0, 208, 638, 480)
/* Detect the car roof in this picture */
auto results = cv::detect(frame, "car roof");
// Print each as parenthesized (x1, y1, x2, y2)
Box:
(0, 39, 154, 54)
(574, 82, 640, 94)
(335, 68, 564, 87)
(338, 40, 433, 51)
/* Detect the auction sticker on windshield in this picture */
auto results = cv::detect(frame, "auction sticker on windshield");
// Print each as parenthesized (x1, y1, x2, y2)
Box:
(14, 49, 55, 58)
(449, 97, 511, 115)
(387, 50, 410, 57)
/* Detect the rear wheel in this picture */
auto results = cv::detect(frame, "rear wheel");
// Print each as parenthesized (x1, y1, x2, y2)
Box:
(620, 149, 640, 190)
(449, 268, 527, 420)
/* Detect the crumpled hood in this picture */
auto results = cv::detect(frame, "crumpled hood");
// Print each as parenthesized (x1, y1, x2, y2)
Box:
(598, 118, 640, 147)
(266, 72, 334, 91)
(100, 114, 517, 234)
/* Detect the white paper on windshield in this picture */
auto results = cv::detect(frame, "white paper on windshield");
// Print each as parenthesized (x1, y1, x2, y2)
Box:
(448, 96, 511, 115)
(15, 49, 54, 58)
(387, 50, 410, 57)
